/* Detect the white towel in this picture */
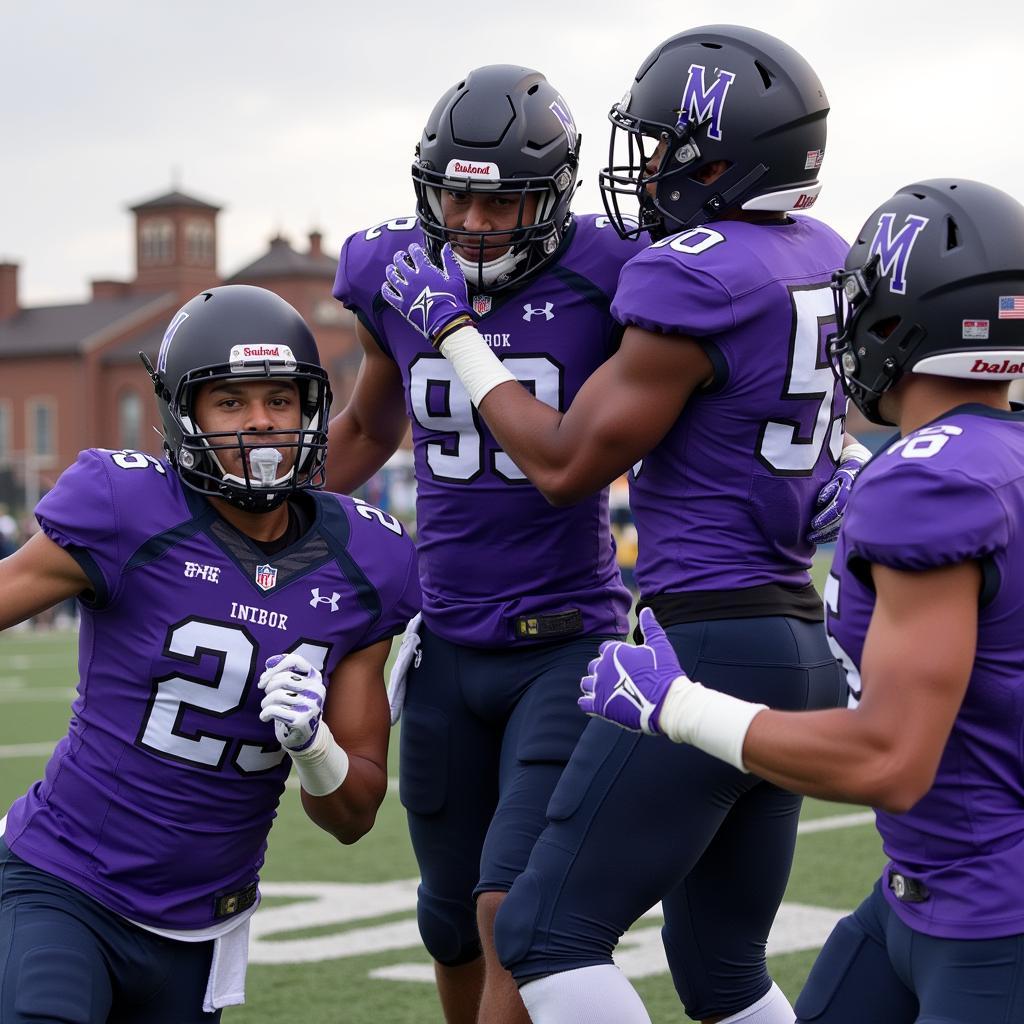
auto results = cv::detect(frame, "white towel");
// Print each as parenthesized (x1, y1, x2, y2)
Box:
(202, 915, 250, 1011)
(386, 612, 423, 725)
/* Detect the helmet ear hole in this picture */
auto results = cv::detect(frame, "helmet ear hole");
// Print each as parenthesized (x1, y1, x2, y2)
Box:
(868, 316, 901, 341)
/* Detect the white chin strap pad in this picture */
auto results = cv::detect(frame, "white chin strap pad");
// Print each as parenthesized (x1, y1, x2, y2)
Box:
(452, 247, 525, 288)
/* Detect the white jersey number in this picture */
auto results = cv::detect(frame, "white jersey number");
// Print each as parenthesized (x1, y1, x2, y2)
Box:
(138, 618, 329, 773)
(408, 354, 563, 483)
(823, 574, 862, 708)
(756, 284, 844, 475)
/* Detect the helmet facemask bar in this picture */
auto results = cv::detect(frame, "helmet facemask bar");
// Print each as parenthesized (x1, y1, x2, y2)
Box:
(599, 103, 703, 240)
(829, 256, 904, 424)
(413, 164, 571, 291)
(171, 364, 330, 512)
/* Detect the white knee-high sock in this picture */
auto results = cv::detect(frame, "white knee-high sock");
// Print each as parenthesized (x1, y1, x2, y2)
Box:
(519, 965, 653, 1024)
(718, 982, 795, 1024)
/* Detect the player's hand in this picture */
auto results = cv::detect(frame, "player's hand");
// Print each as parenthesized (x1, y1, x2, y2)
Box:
(807, 450, 867, 545)
(579, 608, 689, 735)
(258, 653, 326, 752)
(381, 242, 474, 349)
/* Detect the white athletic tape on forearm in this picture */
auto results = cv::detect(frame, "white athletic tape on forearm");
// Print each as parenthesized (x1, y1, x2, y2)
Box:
(657, 678, 767, 772)
(839, 442, 872, 465)
(439, 325, 517, 407)
(289, 724, 350, 797)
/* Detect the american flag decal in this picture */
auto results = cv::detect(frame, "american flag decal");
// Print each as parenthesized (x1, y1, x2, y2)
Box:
(998, 296, 1024, 319)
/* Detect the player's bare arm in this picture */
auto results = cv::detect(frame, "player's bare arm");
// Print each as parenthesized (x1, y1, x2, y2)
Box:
(299, 636, 392, 844)
(0, 530, 91, 631)
(738, 560, 978, 811)
(326, 319, 409, 494)
(473, 326, 713, 505)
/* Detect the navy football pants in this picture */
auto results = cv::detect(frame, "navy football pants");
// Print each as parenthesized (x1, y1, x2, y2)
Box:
(796, 880, 1024, 1023)
(399, 626, 613, 966)
(0, 840, 218, 1023)
(495, 615, 845, 1020)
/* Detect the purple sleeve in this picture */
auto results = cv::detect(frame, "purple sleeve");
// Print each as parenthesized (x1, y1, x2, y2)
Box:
(611, 251, 735, 336)
(361, 536, 421, 647)
(843, 466, 1009, 572)
(35, 450, 124, 603)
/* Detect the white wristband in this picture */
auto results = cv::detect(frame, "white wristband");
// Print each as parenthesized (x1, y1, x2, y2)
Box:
(657, 678, 767, 772)
(438, 325, 516, 407)
(288, 724, 350, 797)
(839, 442, 871, 465)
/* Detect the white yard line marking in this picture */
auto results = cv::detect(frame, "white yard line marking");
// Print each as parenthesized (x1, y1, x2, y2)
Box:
(797, 810, 875, 834)
(0, 741, 61, 759)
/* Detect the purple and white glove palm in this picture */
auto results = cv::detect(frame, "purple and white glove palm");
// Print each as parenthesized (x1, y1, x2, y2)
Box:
(807, 452, 866, 545)
(381, 242, 473, 348)
(258, 653, 326, 752)
(579, 608, 688, 735)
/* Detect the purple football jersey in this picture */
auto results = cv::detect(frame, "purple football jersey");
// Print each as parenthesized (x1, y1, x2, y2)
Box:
(828, 407, 1024, 938)
(611, 217, 849, 596)
(3, 449, 419, 930)
(335, 214, 641, 646)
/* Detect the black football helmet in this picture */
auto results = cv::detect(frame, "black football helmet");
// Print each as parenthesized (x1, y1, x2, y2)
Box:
(141, 285, 331, 511)
(599, 25, 828, 240)
(412, 64, 580, 291)
(830, 179, 1024, 425)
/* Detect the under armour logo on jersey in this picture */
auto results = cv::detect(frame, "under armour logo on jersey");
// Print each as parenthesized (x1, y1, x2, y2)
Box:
(677, 63, 736, 141)
(310, 588, 341, 612)
(523, 302, 554, 322)
(869, 213, 930, 295)
(410, 286, 460, 334)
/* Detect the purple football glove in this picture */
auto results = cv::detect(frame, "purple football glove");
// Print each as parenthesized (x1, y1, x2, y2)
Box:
(258, 653, 326, 752)
(381, 242, 473, 348)
(807, 454, 866, 545)
(579, 607, 687, 734)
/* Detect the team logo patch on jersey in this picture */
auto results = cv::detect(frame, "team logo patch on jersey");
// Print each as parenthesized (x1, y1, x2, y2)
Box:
(868, 213, 929, 295)
(523, 302, 554, 322)
(255, 564, 278, 591)
(229, 344, 297, 372)
(473, 294, 492, 316)
(310, 588, 341, 611)
(676, 63, 736, 141)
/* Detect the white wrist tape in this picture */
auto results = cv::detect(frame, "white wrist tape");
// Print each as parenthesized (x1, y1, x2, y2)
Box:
(657, 678, 767, 772)
(288, 724, 350, 797)
(438, 325, 517, 407)
(839, 442, 872, 465)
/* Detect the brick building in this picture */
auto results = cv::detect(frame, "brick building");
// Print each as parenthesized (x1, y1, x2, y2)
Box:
(0, 188, 359, 511)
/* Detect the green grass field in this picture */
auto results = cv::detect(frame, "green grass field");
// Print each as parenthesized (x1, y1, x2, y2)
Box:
(0, 560, 886, 1022)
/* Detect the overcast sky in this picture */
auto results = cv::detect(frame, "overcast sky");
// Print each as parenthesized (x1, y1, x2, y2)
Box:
(3, 0, 1022, 306)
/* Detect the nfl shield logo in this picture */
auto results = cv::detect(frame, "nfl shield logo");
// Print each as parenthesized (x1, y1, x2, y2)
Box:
(255, 564, 277, 591)
(473, 294, 492, 316)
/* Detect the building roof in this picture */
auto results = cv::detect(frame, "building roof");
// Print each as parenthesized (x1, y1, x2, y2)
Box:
(101, 321, 166, 366)
(129, 189, 222, 213)
(0, 293, 174, 358)
(227, 235, 337, 283)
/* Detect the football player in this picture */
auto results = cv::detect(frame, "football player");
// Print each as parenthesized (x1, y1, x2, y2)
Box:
(326, 65, 643, 1024)
(382, 26, 859, 1024)
(0, 285, 419, 1024)
(582, 178, 1024, 1024)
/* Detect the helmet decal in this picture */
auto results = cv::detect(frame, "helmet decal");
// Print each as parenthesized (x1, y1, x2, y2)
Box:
(869, 213, 929, 295)
(677, 63, 736, 141)
(157, 309, 189, 374)
(549, 96, 577, 147)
